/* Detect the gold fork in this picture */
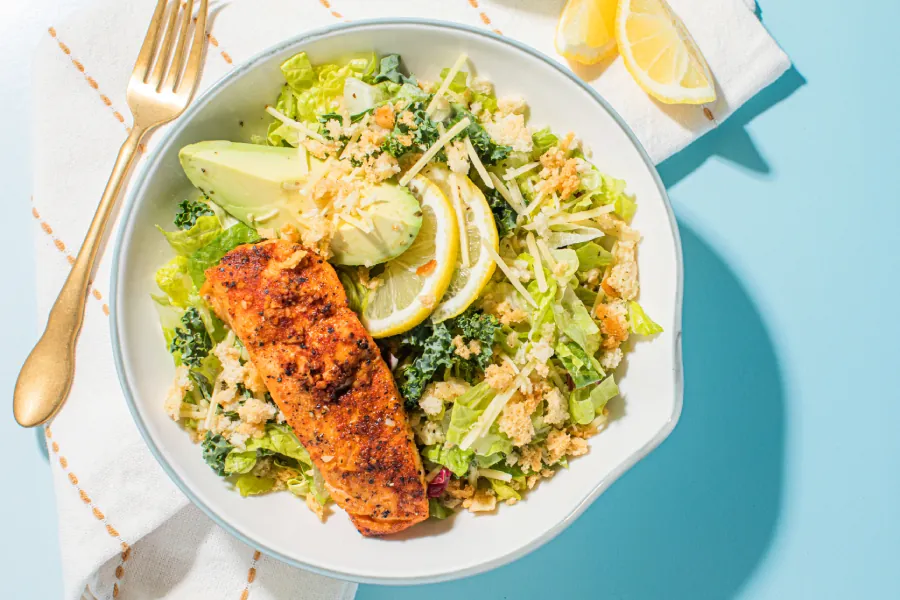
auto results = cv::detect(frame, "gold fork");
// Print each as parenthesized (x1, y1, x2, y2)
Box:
(14, 0, 209, 427)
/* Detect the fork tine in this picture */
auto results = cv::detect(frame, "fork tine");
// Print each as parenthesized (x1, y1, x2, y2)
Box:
(176, 0, 208, 95)
(132, 0, 168, 83)
(149, 1, 180, 87)
(164, 0, 194, 91)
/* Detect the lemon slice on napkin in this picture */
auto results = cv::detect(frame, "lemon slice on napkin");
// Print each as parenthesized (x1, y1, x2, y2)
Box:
(616, 0, 717, 104)
(555, 0, 618, 64)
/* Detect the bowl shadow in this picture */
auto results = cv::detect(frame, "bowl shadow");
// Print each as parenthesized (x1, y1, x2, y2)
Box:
(357, 221, 786, 599)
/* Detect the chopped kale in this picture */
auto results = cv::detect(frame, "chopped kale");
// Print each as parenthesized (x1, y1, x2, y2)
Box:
(370, 54, 417, 86)
(201, 432, 233, 476)
(392, 309, 500, 408)
(449, 106, 511, 165)
(169, 307, 212, 368)
(381, 100, 442, 159)
(173, 199, 214, 230)
(485, 187, 517, 238)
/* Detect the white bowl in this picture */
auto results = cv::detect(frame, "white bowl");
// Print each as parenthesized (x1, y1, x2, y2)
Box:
(111, 19, 683, 585)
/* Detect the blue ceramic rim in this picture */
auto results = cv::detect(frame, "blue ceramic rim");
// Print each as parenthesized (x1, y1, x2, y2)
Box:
(110, 17, 684, 586)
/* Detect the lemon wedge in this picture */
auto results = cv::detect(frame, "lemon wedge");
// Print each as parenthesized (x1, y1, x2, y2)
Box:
(361, 176, 458, 338)
(555, 0, 618, 65)
(425, 165, 498, 323)
(615, 0, 716, 104)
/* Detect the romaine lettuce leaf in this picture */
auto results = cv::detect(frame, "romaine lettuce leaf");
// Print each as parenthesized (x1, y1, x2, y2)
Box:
(446, 382, 496, 447)
(187, 223, 261, 287)
(235, 474, 275, 497)
(277, 52, 373, 123)
(469, 425, 513, 458)
(157, 215, 222, 256)
(568, 389, 595, 425)
(423, 444, 474, 478)
(555, 341, 603, 389)
(568, 374, 619, 424)
(550, 248, 579, 283)
(472, 90, 498, 113)
(591, 375, 619, 412)
(531, 127, 558, 159)
(628, 301, 663, 335)
(581, 171, 637, 221)
(280, 53, 315, 91)
(489, 479, 521, 501)
(224, 450, 257, 475)
(575, 242, 613, 270)
(438, 67, 468, 93)
(553, 287, 600, 354)
(429, 498, 454, 519)
(267, 424, 312, 466)
(286, 477, 309, 498)
(154, 256, 193, 308)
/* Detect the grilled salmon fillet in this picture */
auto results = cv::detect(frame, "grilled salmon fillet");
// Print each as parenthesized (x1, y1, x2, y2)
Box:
(200, 239, 428, 536)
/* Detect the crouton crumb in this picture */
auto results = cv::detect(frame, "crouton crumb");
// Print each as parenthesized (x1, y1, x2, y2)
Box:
(595, 299, 630, 350)
(238, 397, 276, 425)
(164, 365, 193, 421)
(463, 488, 497, 513)
(602, 240, 639, 300)
(544, 429, 571, 464)
(485, 362, 517, 390)
(499, 393, 537, 446)
(306, 493, 327, 521)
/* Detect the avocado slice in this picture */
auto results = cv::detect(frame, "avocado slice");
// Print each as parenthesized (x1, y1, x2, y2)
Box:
(179, 141, 423, 266)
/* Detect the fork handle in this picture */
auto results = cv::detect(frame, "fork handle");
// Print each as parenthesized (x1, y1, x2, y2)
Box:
(14, 126, 147, 427)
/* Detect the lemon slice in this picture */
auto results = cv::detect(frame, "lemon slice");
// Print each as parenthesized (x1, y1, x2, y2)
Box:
(616, 0, 716, 104)
(362, 175, 458, 338)
(425, 165, 499, 323)
(555, 0, 618, 65)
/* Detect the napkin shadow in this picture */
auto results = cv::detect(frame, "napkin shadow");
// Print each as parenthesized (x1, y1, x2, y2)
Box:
(356, 221, 787, 600)
(657, 66, 806, 187)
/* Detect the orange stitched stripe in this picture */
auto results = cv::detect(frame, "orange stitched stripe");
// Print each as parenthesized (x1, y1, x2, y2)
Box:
(466, 0, 503, 35)
(47, 27, 130, 131)
(31, 202, 109, 311)
(206, 32, 234, 65)
(317, 0, 346, 20)
(239, 550, 262, 599)
(45, 425, 131, 596)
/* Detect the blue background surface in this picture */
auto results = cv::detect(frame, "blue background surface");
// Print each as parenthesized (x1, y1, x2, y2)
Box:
(3, 0, 899, 598)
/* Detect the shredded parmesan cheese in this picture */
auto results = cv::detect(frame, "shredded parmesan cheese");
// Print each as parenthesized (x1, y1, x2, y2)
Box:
(549, 204, 616, 225)
(481, 239, 537, 308)
(525, 232, 547, 293)
(464, 136, 494, 189)
(535, 237, 558, 272)
(265, 106, 327, 143)
(508, 178, 528, 214)
(460, 363, 535, 450)
(449, 172, 470, 267)
(489, 173, 525, 214)
(426, 53, 468, 116)
(477, 469, 513, 482)
(504, 161, 540, 181)
(399, 117, 472, 186)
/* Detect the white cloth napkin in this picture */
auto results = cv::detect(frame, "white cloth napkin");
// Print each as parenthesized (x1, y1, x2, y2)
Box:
(31, 0, 789, 598)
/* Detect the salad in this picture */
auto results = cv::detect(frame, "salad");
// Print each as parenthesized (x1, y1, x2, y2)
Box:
(156, 51, 662, 520)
